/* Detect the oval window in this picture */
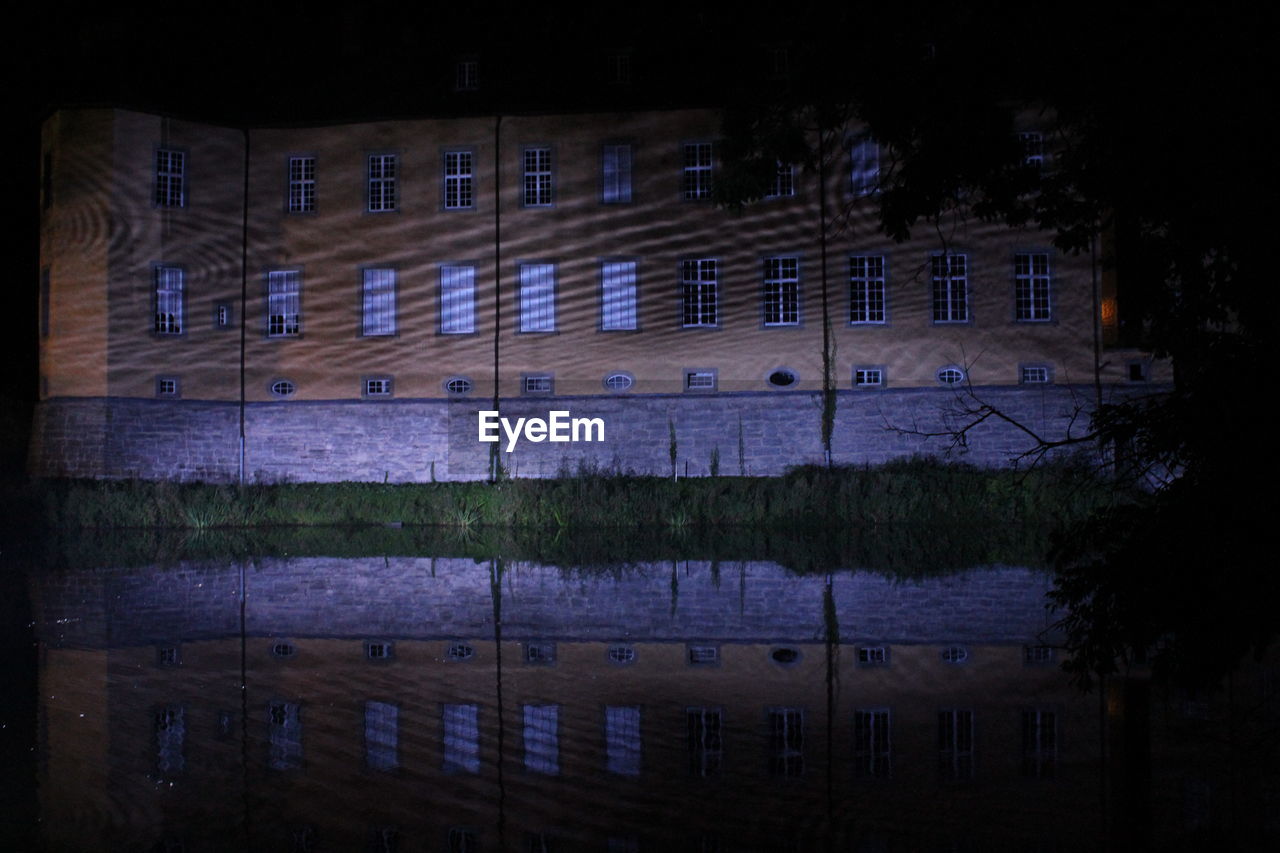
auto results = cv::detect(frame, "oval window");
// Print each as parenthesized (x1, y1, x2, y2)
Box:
(771, 646, 800, 664)
(445, 376, 473, 395)
(270, 379, 296, 397)
(768, 368, 798, 388)
(607, 644, 636, 664)
(937, 366, 965, 386)
(603, 372, 634, 392)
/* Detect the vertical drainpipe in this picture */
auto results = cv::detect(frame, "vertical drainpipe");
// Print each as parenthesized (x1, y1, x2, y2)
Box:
(490, 116, 503, 482)
(239, 129, 250, 484)
(819, 127, 832, 468)
(1091, 228, 1103, 411)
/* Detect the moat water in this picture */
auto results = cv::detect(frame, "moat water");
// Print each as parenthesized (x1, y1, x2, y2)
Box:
(1, 527, 1263, 851)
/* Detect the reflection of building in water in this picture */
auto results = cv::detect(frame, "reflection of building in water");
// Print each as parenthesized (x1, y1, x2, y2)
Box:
(33, 559, 1276, 850)
(32, 104, 1160, 482)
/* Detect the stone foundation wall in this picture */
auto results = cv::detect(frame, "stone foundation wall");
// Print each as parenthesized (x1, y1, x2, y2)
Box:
(29, 385, 1104, 482)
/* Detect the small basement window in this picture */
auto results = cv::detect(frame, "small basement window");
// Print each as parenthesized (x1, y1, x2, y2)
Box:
(937, 366, 965, 386)
(270, 379, 296, 398)
(767, 368, 797, 388)
(445, 376, 473, 395)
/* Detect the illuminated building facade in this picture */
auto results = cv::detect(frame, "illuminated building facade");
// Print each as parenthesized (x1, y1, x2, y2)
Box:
(31, 106, 1151, 481)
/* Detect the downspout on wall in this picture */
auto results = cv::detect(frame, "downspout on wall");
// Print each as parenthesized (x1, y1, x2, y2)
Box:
(490, 116, 502, 482)
(238, 128, 249, 483)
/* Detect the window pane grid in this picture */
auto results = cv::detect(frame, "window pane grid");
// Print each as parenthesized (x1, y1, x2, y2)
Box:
(687, 708, 722, 777)
(444, 151, 473, 209)
(605, 705, 642, 776)
(768, 709, 804, 777)
(601, 261, 637, 330)
(603, 144, 633, 203)
(523, 148, 552, 206)
(441, 265, 476, 334)
(368, 154, 397, 211)
(365, 701, 399, 771)
(763, 257, 799, 326)
(850, 255, 886, 323)
(523, 705, 559, 775)
(682, 259, 717, 327)
(362, 269, 396, 336)
(288, 157, 315, 212)
(854, 709, 891, 778)
(931, 254, 969, 323)
(767, 162, 795, 198)
(683, 143, 712, 200)
(154, 267, 184, 334)
(938, 709, 974, 780)
(268, 270, 300, 337)
(443, 703, 480, 773)
(1021, 709, 1056, 778)
(519, 264, 556, 332)
(1014, 252, 1051, 320)
(155, 149, 184, 207)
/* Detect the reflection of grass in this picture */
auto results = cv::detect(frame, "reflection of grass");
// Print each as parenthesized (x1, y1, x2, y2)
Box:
(24, 456, 1117, 540)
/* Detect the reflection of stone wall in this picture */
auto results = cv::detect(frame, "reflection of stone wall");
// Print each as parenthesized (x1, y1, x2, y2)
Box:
(30, 383, 1100, 481)
(34, 559, 1060, 649)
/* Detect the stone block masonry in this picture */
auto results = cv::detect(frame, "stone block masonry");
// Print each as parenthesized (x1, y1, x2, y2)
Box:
(28, 384, 1105, 482)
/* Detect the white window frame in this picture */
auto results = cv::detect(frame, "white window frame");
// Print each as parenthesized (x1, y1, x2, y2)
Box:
(1020, 364, 1051, 384)
(1020, 131, 1044, 169)
(683, 142, 713, 200)
(763, 256, 800, 326)
(267, 270, 301, 337)
(443, 703, 480, 773)
(605, 705, 642, 776)
(938, 708, 974, 780)
(849, 255, 886, 324)
(519, 263, 556, 332)
(455, 59, 479, 91)
(1014, 252, 1052, 321)
(444, 150, 473, 210)
(368, 154, 397, 212)
(854, 367, 884, 388)
(602, 144, 633, 203)
(523, 374, 553, 395)
(440, 265, 476, 334)
(361, 268, 397, 336)
(850, 137, 879, 197)
(767, 708, 804, 778)
(681, 259, 717, 327)
(1021, 708, 1057, 778)
(523, 147, 553, 207)
(766, 162, 795, 198)
(287, 156, 315, 213)
(523, 704, 559, 775)
(684, 369, 717, 392)
(687, 707, 723, 777)
(363, 377, 393, 397)
(853, 708, 891, 778)
(931, 253, 969, 323)
(154, 266, 184, 335)
(155, 148, 185, 208)
(601, 260, 638, 330)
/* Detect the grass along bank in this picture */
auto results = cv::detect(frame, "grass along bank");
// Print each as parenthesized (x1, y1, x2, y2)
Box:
(23, 458, 1120, 532)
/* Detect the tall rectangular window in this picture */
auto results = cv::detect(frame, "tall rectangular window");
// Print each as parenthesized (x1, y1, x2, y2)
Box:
(267, 270, 301, 337)
(931, 253, 969, 323)
(938, 709, 974, 780)
(1014, 252, 1052, 321)
(1021, 709, 1056, 778)
(268, 701, 302, 771)
(155, 705, 185, 775)
(455, 59, 479, 91)
(40, 268, 51, 338)
(768, 708, 804, 777)
(523, 147, 552, 206)
(519, 263, 556, 332)
(767, 162, 795, 198)
(155, 148, 185, 207)
(1020, 131, 1045, 169)
(681, 259, 717, 327)
(601, 260, 638, 330)
(687, 707, 723, 777)
(763, 256, 800, 326)
(849, 255, 886, 324)
(683, 142, 713, 200)
(440, 265, 476, 334)
(444, 151, 473, 209)
(853, 709, 891, 778)
(605, 705, 641, 776)
(523, 704, 559, 775)
(362, 268, 397, 336)
(602, 144, 633, 203)
(288, 156, 315, 212)
(365, 701, 399, 771)
(443, 703, 480, 773)
(154, 266, 184, 334)
(368, 154, 397, 212)
(850, 138, 879, 197)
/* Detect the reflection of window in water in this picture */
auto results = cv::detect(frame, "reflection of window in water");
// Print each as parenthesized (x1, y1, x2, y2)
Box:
(526, 832, 554, 853)
(448, 828, 478, 853)
(1021, 708, 1056, 778)
(443, 704, 480, 773)
(155, 704, 185, 774)
(523, 705, 559, 775)
(605, 705, 641, 776)
(268, 701, 302, 770)
(854, 708, 891, 778)
(371, 826, 399, 852)
(290, 825, 315, 852)
(938, 709, 974, 780)
(687, 708, 723, 777)
(365, 700, 399, 771)
(768, 708, 804, 777)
